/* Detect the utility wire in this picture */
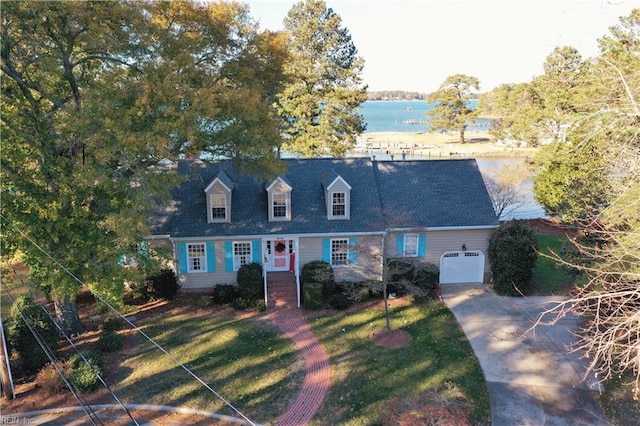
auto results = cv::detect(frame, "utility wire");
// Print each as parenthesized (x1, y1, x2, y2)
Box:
(1, 282, 103, 426)
(0, 214, 257, 426)
(9, 266, 140, 426)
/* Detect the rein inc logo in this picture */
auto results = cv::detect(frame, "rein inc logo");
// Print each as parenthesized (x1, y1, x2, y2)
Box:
(0, 417, 35, 425)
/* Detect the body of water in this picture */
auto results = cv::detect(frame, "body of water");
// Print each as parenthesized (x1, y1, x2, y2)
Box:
(361, 100, 492, 133)
(357, 101, 546, 220)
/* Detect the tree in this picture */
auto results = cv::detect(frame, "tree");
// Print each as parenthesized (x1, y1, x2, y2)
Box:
(1, 1, 287, 333)
(487, 221, 538, 296)
(482, 163, 528, 220)
(532, 9, 640, 399)
(277, 0, 367, 157)
(426, 74, 479, 143)
(478, 82, 544, 146)
(533, 140, 611, 222)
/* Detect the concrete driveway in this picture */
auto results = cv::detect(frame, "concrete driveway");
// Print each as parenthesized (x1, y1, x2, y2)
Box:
(440, 283, 611, 426)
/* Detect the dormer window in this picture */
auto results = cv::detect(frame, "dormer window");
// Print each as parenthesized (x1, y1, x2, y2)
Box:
(272, 192, 290, 219)
(322, 170, 351, 220)
(331, 192, 346, 217)
(205, 171, 233, 223)
(266, 176, 292, 221)
(211, 193, 227, 221)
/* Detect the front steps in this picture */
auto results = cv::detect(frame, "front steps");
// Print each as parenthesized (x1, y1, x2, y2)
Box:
(267, 271, 298, 308)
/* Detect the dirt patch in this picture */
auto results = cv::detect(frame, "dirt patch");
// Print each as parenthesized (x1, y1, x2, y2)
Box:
(370, 328, 412, 348)
(522, 218, 578, 237)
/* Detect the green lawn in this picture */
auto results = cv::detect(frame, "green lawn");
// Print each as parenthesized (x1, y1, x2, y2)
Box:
(531, 233, 574, 295)
(101, 297, 489, 425)
(308, 300, 490, 425)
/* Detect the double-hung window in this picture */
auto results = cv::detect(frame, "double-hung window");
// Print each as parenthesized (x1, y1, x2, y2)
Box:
(211, 194, 227, 221)
(330, 239, 349, 266)
(187, 243, 206, 272)
(403, 233, 419, 257)
(233, 242, 252, 271)
(331, 192, 346, 217)
(272, 192, 288, 219)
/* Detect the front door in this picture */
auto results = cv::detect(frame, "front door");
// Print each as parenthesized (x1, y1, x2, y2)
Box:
(265, 239, 293, 272)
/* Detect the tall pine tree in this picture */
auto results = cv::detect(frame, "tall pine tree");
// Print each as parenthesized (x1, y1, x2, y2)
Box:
(277, 0, 367, 157)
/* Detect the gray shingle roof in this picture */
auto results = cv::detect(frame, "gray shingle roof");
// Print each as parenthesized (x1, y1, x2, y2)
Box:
(151, 157, 498, 238)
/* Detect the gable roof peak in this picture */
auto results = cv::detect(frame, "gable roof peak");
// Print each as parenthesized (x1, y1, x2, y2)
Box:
(204, 169, 234, 193)
(321, 168, 352, 190)
(265, 174, 293, 191)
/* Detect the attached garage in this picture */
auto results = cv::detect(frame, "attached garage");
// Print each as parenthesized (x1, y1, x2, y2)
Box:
(439, 250, 485, 284)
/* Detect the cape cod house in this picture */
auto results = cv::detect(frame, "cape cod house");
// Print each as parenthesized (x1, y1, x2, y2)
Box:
(150, 157, 499, 307)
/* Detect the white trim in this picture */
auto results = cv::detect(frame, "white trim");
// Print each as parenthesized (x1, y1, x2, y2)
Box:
(169, 231, 384, 242)
(325, 175, 352, 190)
(186, 242, 207, 273)
(388, 225, 498, 232)
(266, 176, 293, 191)
(204, 177, 232, 193)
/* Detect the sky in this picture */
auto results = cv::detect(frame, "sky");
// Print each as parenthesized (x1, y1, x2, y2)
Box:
(243, 0, 637, 93)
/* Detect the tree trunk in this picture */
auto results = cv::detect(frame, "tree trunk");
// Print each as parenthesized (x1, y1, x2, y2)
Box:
(383, 283, 391, 332)
(54, 294, 84, 335)
(459, 128, 466, 143)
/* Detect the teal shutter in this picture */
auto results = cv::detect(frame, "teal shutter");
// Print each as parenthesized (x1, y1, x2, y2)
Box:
(206, 242, 216, 272)
(224, 241, 233, 272)
(396, 234, 405, 256)
(252, 240, 261, 263)
(348, 237, 357, 264)
(418, 233, 427, 257)
(178, 243, 188, 274)
(139, 241, 149, 267)
(322, 239, 331, 263)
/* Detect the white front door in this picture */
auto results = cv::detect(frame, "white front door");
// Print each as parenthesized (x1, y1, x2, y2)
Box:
(265, 239, 292, 272)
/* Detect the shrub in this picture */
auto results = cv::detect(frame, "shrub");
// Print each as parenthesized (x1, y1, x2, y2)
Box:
(196, 295, 214, 308)
(212, 284, 238, 304)
(231, 297, 253, 311)
(488, 220, 538, 296)
(414, 263, 440, 300)
(386, 258, 415, 295)
(340, 281, 370, 302)
(303, 282, 323, 309)
(36, 363, 65, 395)
(329, 294, 352, 310)
(6, 295, 60, 374)
(254, 299, 267, 312)
(99, 317, 123, 332)
(96, 331, 123, 353)
(236, 263, 264, 299)
(68, 352, 102, 394)
(301, 261, 335, 299)
(145, 268, 180, 300)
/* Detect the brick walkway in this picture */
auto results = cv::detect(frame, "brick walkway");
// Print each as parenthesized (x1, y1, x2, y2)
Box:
(270, 309, 332, 426)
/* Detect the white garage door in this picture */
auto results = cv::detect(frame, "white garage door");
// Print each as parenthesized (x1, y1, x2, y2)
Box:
(439, 250, 485, 284)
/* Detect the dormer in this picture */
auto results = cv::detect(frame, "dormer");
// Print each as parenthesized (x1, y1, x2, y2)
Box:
(266, 175, 292, 221)
(321, 170, 351, 220)
(204, 171, 233, 223)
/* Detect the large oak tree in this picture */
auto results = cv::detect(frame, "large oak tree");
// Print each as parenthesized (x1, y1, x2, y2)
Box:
(1, 0, 287, 333)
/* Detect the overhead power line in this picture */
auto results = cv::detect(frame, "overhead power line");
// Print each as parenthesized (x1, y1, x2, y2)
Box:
(1, 282, 103, 426)
(0, 214, 257, 426)
(8, 266, 140, 425)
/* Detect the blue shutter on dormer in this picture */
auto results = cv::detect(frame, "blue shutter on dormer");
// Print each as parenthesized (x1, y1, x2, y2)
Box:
(418, 233, 427, 257)
(322, 239, 330, 263)
(252, 240, 261, 263)
(224, 241, 233, 272)
(178, 243, 188, 274)
(206, 242, 216, 272)
(396, 234, 405, 256)
(348, 237, 357, 264)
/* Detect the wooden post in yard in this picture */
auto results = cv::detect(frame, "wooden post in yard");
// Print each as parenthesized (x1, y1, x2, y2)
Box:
(0, 313, 15, 399)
